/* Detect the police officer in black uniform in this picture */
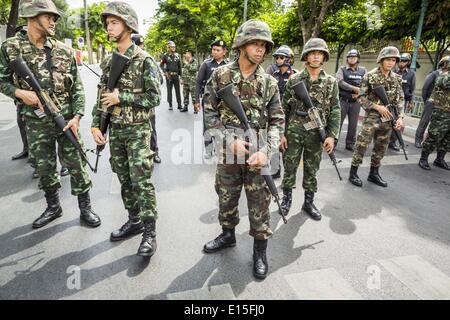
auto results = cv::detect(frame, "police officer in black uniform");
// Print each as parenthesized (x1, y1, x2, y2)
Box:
(389, 52, 416, 151)
(195, 39, 229, 159)
(161, 40, 182, 110)
(268, 45, 297, 178)
(336, 49, 366, 151)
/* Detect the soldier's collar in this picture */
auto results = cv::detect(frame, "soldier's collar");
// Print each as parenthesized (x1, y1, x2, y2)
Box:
(299, 68, 326, 79)
(44, 38, 55, 50)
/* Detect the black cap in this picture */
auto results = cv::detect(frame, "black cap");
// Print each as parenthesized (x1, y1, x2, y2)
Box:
(131, 34, 145, 46)
(210, 39, 226, 48)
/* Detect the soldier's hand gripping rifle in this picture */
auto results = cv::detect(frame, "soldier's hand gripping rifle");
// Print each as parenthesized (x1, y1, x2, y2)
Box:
(372, 86, 408, 160)
(217, 84, 287, 224)
(292, 81, 342, 180)
(94, 52, 130, 172)
(10, 56, 95, 172)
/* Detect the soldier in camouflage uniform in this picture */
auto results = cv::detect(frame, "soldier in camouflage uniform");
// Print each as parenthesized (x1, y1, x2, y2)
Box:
(349, 46, 405, 187)
(202, 20, 284, 279)
(0, 0, 101, 229)
(279, 38, 341, 221)
(418, 67, 450, 171)
(91, 1, 161, 257)
(181, 49, 198, 112)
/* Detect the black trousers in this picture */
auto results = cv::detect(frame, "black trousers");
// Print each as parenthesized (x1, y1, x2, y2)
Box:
(166, 75, 181, 107)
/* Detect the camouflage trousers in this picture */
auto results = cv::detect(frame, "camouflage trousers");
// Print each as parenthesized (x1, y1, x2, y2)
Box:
(109, 122, 157, 222)
(183, 81, 196, 106)
(25, 116, 92, 195)
(281, 129, 322, 193)
(351, 113, 392, 167)
(215, 164, 272, 240)
(422, 109, 450, 154)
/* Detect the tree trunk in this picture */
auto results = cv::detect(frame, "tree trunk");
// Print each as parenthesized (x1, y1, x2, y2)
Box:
(420, 40, 435, 69)
(335, 43, 347, 73)
(6, 0, 20, 38)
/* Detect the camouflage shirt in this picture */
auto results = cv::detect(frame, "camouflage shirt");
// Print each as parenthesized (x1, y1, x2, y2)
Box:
(182, 58, 199, 85)
(429, 70, 450, 112)
(203, 60, 284, 161)
(283, 68, 341, 138)
(0, 32, 85, 119)
(92, 44, 161, 127)
(358, 67, 404, 117)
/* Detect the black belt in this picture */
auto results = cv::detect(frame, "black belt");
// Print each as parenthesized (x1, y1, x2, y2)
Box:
(340, 96, 357, 103)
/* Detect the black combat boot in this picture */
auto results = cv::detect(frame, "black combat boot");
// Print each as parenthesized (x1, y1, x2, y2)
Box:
(203, 227, 236, 253)
(177, 105, 183, 110)
(271, 168, 281, 179)
(137, 219, 157, 257)
(32, 190, 63, 229)
(180, 105, 188, 112)
(367, 166, 388, 187)
(388, 142, 400, 151)
(253, 239, 268, 279)
(415, 138, 422, 149)
(302, 191, 322, 220)
(12, 149, 28, 160)
(418, 151, 430, 170)
(110, 209, 144, 241)
(168, 104, 173, 111)
(78, 192, 101, 227)
(32, 168, 39, 179)
(280, 189, 292, 216)
(349, 165, 363, 187)
(434, 151, 450, 170)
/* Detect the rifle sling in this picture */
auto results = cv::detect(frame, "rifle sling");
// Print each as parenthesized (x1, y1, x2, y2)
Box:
(44, 46, 54, 92)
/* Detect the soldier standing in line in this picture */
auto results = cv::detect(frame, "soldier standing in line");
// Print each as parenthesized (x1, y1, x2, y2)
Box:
(202, 20, 284, 279)
(336, 49, 366, 152)
(279, 38, 341, 220)
(160, 40, 182, 111)
(180, 49, 198, 113)
(418, 68, 450, 171)
(389, 52, 416, 151)
(195, 39, 229, 158)
(348, 46, 405, 188)
(0, 0, 100, 229)
(91, 1, 161, 256)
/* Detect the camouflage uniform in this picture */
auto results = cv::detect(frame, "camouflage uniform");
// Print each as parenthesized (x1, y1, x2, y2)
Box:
(203, 21, 284, 240)
(92, 45, 160, 223)
(351, 68, 404, 168)
(182, 58, 198, 107)
(281, 68, 341, 192)
(0, 24, 90, 195)
(0, 0, 100, 229)
(420, 71, 450, 169)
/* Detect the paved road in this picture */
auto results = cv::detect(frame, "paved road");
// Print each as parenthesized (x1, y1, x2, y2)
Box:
(0, 65, 449, 300)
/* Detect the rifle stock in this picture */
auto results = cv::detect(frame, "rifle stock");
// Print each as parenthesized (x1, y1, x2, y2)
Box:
(10, 57, 95, 172)
(217, 84, 287, 224)
(292, 80, 342, 180)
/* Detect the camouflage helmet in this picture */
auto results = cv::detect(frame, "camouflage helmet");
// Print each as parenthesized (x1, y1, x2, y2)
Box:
(273, 45, 294, 66)
(301, 38, 330, 62)
(232, 19, 274, 52)
(101, 1, 139, 34)
(19, 0, 60, 20)
(400, 53, 411, 61)
(377, 46, 400, 64)
(438, 55, 450, 69)
(346, 49, 360, 58)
